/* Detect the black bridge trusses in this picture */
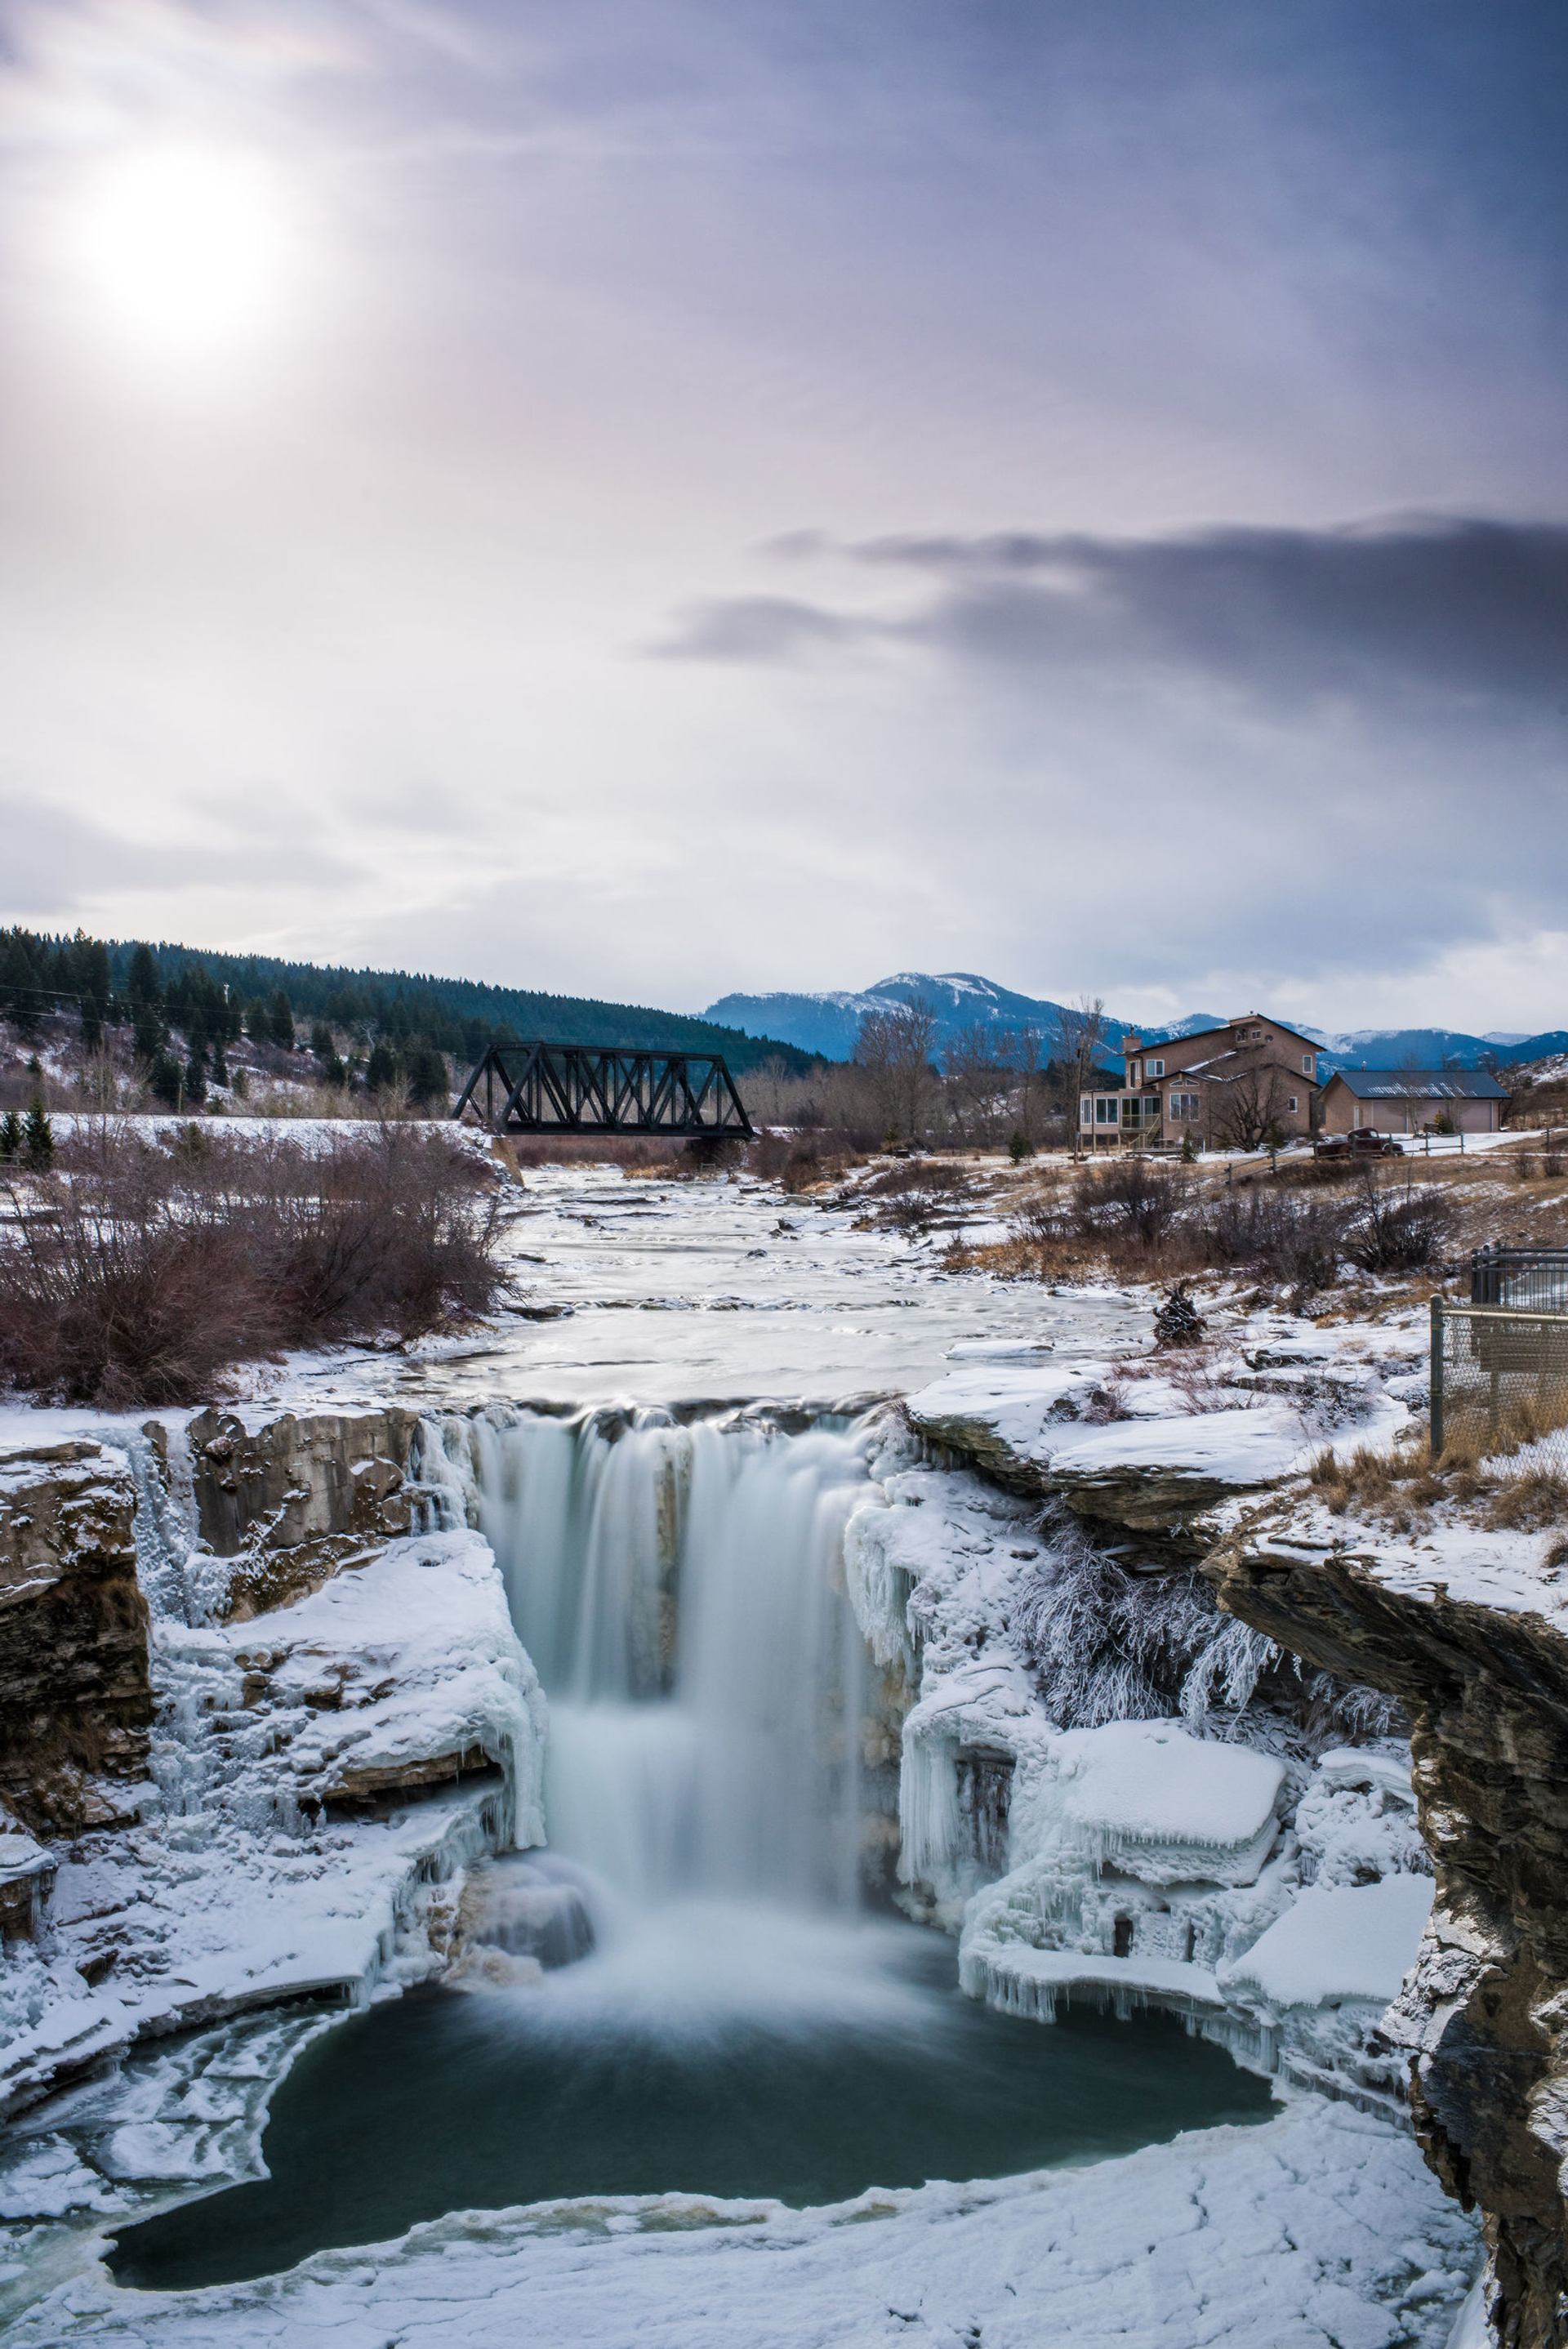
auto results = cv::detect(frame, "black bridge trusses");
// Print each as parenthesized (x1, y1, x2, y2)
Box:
(452, 1041, 754, 1139)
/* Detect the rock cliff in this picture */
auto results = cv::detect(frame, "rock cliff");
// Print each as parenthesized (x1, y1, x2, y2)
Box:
(1208, 1519, 1568, 2349)
(0, 1442, 153, 1835)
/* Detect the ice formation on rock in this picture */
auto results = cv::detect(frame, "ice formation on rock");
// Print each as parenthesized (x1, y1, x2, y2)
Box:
(848, 1433, 1434, 2111)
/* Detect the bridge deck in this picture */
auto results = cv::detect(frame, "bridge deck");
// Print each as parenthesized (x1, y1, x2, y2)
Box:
(452, 1041, 754, 1139)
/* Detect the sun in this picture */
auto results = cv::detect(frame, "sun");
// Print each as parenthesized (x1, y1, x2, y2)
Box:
(70, 148, 288, 363)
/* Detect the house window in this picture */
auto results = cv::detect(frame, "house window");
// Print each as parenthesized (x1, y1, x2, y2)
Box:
(1080, 1096, 1094, 1126)
(1302, 1054, 1313, 1074)
(1169, 1093, 1199, 1119)
(1095, 1098, 1116, 1124)
(1128, 1061, 1141, 1085)
(1286, 1096, 1298, 1112)
(1148, 1058, 1165, 1076)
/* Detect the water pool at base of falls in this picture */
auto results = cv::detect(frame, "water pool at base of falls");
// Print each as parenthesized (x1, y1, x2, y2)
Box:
(108, 1905, 1273, 2291)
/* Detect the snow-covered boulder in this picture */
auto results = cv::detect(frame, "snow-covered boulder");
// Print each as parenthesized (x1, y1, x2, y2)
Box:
(1220, 1874, 1435, 2012)
(1046, 1719, 1287, 1887)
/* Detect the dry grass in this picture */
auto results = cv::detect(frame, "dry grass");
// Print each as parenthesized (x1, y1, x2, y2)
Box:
(1308, 1431, 1568, 1544)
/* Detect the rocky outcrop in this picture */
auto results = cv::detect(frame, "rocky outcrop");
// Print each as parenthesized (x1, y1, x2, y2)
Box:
(0, 1442, 153, 1834)
(1207, 1521, 1568, 2348)
(184, 1407, 419, 1618)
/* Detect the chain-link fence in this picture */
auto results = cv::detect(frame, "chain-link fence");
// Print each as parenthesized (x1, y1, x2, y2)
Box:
(1431, 1297, 1568, 1473)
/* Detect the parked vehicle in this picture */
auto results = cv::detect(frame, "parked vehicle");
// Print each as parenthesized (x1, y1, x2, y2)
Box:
(1314, 1127, 1405, 1159)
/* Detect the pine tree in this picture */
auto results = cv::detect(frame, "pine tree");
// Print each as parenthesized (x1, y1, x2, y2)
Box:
(407, 1046, 450, 1108)
(184, 1046, 208, 1107)
(211, 1040, 229, 1088)
(268, 990, 296, 1051)
(0, 1109, 21, 1161)
(149, 1054, 184, 1109)
(126, 943, 161, 1008)
(365, 1041, 399, 1094)
(23, 1098, 54, 1168)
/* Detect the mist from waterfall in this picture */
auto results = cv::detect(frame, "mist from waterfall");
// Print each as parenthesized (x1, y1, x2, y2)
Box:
(443, 1410, 876, 1917)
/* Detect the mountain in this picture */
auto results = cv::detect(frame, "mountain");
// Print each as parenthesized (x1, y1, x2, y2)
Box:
(702, 971, 1568, 1074)
(702, 973, 1133, 1064)
(1302, 1027, 1568, 1071)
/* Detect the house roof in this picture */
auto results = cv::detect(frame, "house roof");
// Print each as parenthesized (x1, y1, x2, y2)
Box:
(1133, 1014, 1321, 1057)
(1328, 1068, 1508, 1101)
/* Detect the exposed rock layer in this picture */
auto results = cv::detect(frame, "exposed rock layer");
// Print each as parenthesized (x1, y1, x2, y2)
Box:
(0, 1443, 152, 1834)
(186, 1407, 419, 1618)
(1208, 1528, 1568, 2349)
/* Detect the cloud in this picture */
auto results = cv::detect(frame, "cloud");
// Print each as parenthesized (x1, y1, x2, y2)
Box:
(653, 595, 866, 663)
(668, 515, 1568, 713)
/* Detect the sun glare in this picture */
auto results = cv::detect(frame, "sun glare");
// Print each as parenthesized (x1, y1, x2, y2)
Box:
(70, 149, 288, 363)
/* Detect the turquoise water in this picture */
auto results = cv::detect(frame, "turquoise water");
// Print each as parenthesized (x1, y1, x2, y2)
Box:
(110, 1917, 1272, 2289)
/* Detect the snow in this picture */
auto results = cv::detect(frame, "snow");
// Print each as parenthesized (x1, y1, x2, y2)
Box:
(1223, 1878, 1436, 2010)
(1050, 1721, 1286, 1879)
(7, 2102, 1476, 2349)
(906, 1348, 1411, 1495)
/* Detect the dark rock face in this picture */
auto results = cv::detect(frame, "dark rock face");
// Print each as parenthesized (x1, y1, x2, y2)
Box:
(1207, 1530, 1568, 2348)
(185, 1407, 419, 1618)
(0, 1442, 153, 1834)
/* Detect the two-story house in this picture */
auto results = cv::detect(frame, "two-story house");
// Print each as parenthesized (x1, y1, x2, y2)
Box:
(1080, 1014, 1322, 1150)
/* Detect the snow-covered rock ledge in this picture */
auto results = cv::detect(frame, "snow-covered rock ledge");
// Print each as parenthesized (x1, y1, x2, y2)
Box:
(903, 1331, 1410, 1549)
(2, 1419, 546, 2126)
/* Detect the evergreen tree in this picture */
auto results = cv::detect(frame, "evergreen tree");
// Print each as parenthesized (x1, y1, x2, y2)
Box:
(268, 989, 296, 1051)
(126, 943, 162, 1008)
(211, 1040, 229, 1088)
(185, 1044, 209, 1105)
(245, 998, 270, 1044)
(364, 1041, 399, 1094)
(2, 933, 42, 1036)
(132, 1002, 165, 1066)
(406, 1045, 451, 1108)
(23, 1098, 54, 1168)
(149, 1053, 184, 1108)
(0, 1109, 21, 1161)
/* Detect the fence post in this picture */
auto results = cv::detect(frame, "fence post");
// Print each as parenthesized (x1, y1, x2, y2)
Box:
(1430, 1295, 1445, 1460)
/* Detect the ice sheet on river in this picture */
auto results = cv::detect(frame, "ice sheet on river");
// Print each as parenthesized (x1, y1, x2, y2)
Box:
(9, 2101, 1475, 2348)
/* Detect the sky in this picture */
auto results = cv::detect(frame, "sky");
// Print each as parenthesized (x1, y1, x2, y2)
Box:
(1, 0, 1566, 1034)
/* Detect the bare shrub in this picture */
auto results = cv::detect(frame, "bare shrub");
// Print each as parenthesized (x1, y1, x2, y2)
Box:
(1194, 1187, 1348, 1299)
(0, 1125, 505, 1406)
(1075, 1159, 1188, 1251)
(1342, 1174, 1451, 1273)
(854, 1159, 971, 1232)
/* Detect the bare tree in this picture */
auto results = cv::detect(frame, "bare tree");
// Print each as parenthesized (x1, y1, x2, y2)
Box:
(1209, 1066, 1290, 1152)
(943, 1020, 1004, 1146)
(1387, 1051, 1432, 1138)
(1056, 995, 1109, 1161)
(855, 1000, 938, 1143)
(739, 1055, 823, 1131)
(996, 1023, 1049, 1148)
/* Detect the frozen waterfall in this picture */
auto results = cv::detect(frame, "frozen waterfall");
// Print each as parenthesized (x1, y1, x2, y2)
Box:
(420, 1410, 878, 1913)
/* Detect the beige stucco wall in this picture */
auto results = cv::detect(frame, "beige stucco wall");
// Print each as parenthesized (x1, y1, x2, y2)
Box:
(1320, 1080, 1499, 1134)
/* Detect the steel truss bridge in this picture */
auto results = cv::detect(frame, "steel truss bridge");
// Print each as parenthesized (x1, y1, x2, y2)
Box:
(453, 1040, 753, 1140)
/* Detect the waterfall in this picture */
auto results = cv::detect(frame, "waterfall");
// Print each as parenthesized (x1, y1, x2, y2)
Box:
(422, 1410, 878, 1914)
